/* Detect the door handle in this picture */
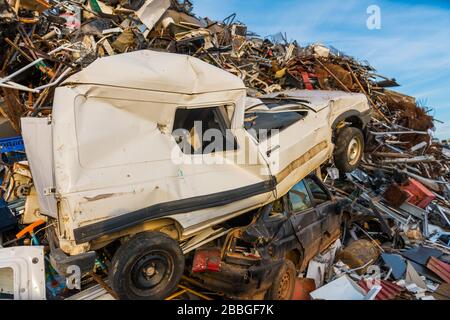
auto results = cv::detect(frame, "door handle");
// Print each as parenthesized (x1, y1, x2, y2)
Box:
(266, 145, 280, 157)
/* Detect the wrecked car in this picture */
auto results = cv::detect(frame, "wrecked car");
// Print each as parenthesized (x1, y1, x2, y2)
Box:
(245, 89, 371, 174)
(21, 50, 370, 299)
(187, 174, 349, 300)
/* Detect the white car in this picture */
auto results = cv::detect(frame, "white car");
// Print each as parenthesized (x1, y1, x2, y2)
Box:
(22, 50, 371, 299)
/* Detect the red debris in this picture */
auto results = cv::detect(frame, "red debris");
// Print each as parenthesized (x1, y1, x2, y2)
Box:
(401, 179, 436, 209)
(292, 278, 316, 300)
(359, 279, 406, 300)
(427, 257, 450, 284)
(192, 248, 222, 273)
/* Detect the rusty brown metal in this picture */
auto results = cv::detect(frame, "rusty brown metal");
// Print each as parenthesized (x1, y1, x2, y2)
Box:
(383, 184, 408, 208)
(427, 257, 450, 284)
(292, 278, 316, 300)
(359, 280, 406, 300)
(338, 239, 380, 275)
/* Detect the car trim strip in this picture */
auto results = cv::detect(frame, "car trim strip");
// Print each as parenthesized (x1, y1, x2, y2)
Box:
(73, 178, 276, 244)
(275, 140, 328, 183)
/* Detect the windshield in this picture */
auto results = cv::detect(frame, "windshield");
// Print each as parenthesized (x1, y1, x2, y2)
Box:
(246, 98, 310, 112)
(244, 100, 308, 141)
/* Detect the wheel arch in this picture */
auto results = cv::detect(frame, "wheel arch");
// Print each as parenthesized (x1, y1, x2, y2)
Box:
(332, 109, 369, 129)
(285, 245, 305, 270)
(90, 218, 183, 251)
(332, 110, 370, 143)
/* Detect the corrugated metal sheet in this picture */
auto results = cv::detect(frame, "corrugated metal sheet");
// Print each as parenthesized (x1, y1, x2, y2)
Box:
(427, 257, 450, 283)
(359, 280, 405, 300)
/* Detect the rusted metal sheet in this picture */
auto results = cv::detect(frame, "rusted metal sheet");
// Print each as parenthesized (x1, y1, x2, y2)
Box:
(358, 280, 406, 300)
(292, 278, 316, 300)
(427, 257, 450, 284)
(383, 184, 408, 208)
(338, 239, 380, 275)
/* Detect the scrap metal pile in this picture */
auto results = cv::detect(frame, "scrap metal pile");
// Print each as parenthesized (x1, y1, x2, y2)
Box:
(0, 0, 449, 300)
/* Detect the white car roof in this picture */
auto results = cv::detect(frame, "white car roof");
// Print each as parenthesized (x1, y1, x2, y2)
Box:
(63, 50, 245, 95)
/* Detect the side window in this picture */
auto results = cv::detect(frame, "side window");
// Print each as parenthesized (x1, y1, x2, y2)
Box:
(0, 267, 14, 299)
(289, 180, 312, 212)
(267, 198, 287, 219)
(305, 178, 330, 205)
(172, 106, 237, 154)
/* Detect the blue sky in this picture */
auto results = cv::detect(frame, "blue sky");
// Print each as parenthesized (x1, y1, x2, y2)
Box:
(192, 0, 450, 140)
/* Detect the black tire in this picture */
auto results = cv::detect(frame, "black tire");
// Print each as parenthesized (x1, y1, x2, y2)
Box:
(265, 260, 296, 300)
(334, 127, 364, 173)
(109, 231, 184, 300)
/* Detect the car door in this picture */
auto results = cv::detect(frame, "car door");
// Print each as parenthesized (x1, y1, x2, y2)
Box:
(287, 180, 323, 264)
(171, 105, 274, 213)
(304, 176, 341, 251)
(257, 103, 331, 196)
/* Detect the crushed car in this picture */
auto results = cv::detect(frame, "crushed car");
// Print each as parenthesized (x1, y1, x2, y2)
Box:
(21, 50, 370, 299)
(187, 174, 351, 300)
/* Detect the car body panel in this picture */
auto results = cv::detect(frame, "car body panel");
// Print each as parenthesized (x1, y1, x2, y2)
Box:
(290, 207, 323, 265)
(0, 246, 46, 300)
(20, 118, 57, 218)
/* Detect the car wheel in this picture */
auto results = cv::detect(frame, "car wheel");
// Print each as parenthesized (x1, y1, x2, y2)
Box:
(334, 127, 364, 173)
(265, 260, 296, 300)
(109, 231, 184, 300)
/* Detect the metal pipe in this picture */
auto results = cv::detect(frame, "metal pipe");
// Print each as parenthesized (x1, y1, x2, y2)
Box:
(0, 58, 45, 85)
(34, 67, 73, 91)
(0, 82, 39, 92)
(0, 44, 75, 85)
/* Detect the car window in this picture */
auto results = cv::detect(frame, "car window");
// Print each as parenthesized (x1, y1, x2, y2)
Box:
(289, 181, 312, 212)
(267, 198, 287, 219)
(305, 178, 330, 205)
(172, 106, 237, 154)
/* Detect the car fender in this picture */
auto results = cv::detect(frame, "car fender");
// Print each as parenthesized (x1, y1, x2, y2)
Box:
(331, 109, 372, 131)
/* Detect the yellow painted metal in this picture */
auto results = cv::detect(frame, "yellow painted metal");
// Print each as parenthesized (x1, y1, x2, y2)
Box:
(178, 284, 213, 300)
(164, 284, 213, 300)
(165, 289, 187, 300)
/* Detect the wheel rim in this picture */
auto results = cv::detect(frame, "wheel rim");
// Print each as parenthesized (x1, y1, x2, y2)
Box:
(347, 137, 362, 166)
(277, 270, 292, 300)
(130, 251, 173, 290)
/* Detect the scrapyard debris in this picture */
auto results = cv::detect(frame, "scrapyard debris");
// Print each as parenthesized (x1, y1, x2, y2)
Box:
(309, 274, 378, 300)
(0, 0, 448, 301)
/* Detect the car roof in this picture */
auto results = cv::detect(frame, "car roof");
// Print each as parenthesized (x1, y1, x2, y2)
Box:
(62, 50, 246, 95)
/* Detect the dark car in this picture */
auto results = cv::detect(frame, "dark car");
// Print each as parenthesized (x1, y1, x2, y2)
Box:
(188, 175, 349, 300)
